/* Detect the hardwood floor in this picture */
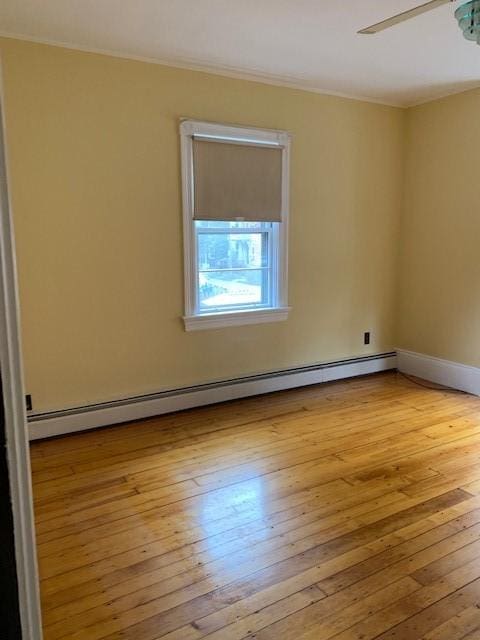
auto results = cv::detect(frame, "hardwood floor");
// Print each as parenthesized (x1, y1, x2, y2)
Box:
(30, 371, 480, 640)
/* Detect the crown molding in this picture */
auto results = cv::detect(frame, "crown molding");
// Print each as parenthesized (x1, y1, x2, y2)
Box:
(407, 83, 480, 108)
(0, 31, 406, 109)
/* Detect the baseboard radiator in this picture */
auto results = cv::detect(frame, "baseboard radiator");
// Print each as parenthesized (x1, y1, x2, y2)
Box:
(28, 352, 397, 440)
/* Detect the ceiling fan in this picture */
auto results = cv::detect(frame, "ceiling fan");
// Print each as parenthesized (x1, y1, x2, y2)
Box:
(358, 0, 480, 44)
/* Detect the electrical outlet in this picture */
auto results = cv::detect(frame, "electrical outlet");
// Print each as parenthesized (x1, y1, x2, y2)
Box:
(364, 332, 371, 346)
(25, 394, 32, 412)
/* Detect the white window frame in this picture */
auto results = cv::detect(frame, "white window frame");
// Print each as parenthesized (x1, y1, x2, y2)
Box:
(180, 120, 291, 331)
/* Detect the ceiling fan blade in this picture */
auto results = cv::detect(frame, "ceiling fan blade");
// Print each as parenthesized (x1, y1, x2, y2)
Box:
(358, 0, 455, 34)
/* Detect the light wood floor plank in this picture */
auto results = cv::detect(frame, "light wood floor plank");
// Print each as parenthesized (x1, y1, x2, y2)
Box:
(31, 372, 480, 640)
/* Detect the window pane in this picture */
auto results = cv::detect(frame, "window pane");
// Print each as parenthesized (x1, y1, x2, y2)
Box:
(196, 220, 264, 230)
(198, 233, 267, 270)
(193, 220, 277, 314)
(199, 269, 269, 310)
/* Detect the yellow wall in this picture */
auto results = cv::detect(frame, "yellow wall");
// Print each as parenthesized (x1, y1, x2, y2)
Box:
(398, 88, 480, 367)
(0, 38, 405, 412)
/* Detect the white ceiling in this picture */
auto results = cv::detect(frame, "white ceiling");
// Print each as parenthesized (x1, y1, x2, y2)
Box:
(1, 0, 479, 106)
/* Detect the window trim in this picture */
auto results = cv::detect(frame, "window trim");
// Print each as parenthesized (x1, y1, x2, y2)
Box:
(180, 120, 291, 331)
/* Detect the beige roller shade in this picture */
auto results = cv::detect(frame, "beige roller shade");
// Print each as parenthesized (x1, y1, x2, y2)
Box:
(192, 138, 283, 222)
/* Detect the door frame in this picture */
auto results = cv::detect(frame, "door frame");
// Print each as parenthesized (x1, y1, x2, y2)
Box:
(0, 62, 43, 639)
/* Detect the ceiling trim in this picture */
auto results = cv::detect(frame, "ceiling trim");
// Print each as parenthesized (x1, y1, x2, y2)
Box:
(407, 83, 480, 108)
(0, 31, 406, 108)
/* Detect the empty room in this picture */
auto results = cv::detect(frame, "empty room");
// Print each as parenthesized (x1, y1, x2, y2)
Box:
(2, 1, 480, 639)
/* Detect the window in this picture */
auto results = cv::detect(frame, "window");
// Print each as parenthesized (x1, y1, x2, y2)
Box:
(180, 120, 291, 331)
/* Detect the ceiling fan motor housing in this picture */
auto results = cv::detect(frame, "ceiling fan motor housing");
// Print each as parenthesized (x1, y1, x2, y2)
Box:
(456, 0, 480, 42)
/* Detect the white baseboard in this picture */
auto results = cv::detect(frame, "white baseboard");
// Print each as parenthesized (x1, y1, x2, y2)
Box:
(397, 349, 480, 396)
(28, 353, 397, 440)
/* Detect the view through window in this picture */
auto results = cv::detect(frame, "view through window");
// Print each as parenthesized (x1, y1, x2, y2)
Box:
(196, 220, 274, 312)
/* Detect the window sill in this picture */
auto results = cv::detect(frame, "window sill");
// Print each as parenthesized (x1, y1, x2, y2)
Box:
(183, 307, 291, 332)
